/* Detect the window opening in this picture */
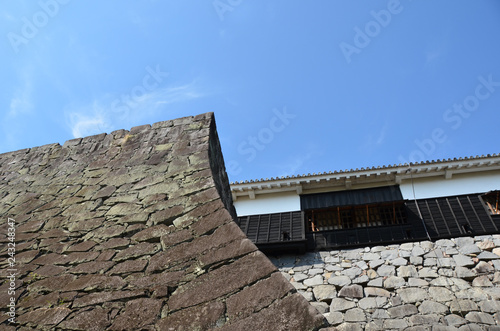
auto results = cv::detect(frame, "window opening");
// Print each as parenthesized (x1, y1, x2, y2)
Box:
(482, 191, 500, 215)
(306, 202, 407, 232)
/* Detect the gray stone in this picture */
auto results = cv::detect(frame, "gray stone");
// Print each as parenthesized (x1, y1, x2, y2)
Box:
(358, 297, 387, 310)
(397, 288, 428, 303)
(364, 287, 391, 297)
(430, 277, 454, 287)
(424, 258, 437, 266)
(398, 265, 418, 278)
(371, 309, 389, 319)
(343, 249, 363, 260)
(420, 241, 434, 251)
(363, 253, 381, 261)
(387, 304, 418, 318)
(390, 295, 402, 306)
(312, 285, 337, 302)
(369, 259, 385, 269)
(355, 260, 368, 270)
(458, 324, 483, 331)
(455, 266, 476, 280)
(444, 314, 468, 327)
(290, 281, 307, 290)
(324, 311, 343, 325)
(409, 314, 441, 325)
(367, 277, 384, 287)
(330, 298, 356, 312)
(383, 276, 406, 289)
(324, 256, 340, 263)
(299, 290, 314, 301)
(451, 278, 471, 290)
(391, 257, 408, 266)
(477, 251, 500, 260)
(343, 267, 363, 279)
(336, 322, 363, 331)
(472, 275, 493, 287)
(353, 275, 369, 285)
(400, 243, 414, 250)
(424, 249, 443, 258)
(455, 288, 489, 301)
(371, 246, 386, 253)
(377, 264, 395, 277)
(437, 257, 455, 267)
(419, 267, 439, 278)
(328, 275, 351, 287)
(292, 272, 308, 282)
(432, 326, 459, 331)
(408, 278, 429, 287)
(381, 249, 398, 260)
(436, 239, 455, 247)
(449, 300, 479, 314)
(479, 300, 500, 314)
(459, 244, 481, 255)
(411, 246, 425, 257)
(303, 274, 323, 287)
(465, 311, 496, 325)
(410, 256, 423, 265)
(365, 320, 385, 331)
(383, 318, 408, 329)
(455, 237, 475, 247)
(429, 287, 455, 302)
(418, 300, 449, 314)
(474, 261, 494, 273)
(344, 308, 366, 322)
(438, 268, 454, 277)
(493, 260, 500, 271)
(310, 301, 329, 314)
(308, 268, 324, 275)
(338, 284, 364, 298)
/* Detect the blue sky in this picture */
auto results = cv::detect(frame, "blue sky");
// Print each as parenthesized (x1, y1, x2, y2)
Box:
(1, 1, 500, 183)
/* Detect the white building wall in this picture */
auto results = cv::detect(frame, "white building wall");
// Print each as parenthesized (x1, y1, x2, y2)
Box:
(400, 171, 499, 200)
(234, 191, 300, 216)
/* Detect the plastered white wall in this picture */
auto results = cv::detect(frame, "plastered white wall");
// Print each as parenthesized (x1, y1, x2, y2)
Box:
(400, 171, 499, 200)
(234, 191, 300, 216)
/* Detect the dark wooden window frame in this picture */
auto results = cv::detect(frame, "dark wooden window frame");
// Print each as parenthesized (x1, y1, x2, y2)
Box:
(305, 201, 407, 232)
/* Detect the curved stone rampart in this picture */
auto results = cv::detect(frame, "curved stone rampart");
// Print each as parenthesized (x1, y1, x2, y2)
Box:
(0, 113, 326, 330)
(271, 235, 500, 330)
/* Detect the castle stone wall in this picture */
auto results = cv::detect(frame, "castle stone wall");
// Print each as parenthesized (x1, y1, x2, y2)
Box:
(270, 235, 500, 330)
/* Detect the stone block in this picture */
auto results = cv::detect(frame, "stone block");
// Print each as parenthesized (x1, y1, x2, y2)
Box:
(338, 284, 364, 298)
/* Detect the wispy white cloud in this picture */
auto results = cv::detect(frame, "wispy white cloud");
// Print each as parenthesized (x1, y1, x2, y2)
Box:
(7, 70, 33, 118)
(66, 78, 207, 138)
(276, 152, 314, 178)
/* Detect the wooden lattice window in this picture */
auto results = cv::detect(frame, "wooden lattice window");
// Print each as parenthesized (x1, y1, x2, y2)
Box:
(306, 202, 407, 232)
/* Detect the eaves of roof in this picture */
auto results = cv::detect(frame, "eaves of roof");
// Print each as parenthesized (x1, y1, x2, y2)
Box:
(230, 154, 500, 199)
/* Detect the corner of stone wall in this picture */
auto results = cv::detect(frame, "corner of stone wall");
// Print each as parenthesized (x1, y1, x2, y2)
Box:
(207, 112, 237, 221)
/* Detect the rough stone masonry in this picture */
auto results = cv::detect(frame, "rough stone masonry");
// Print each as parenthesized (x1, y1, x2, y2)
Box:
(0, 113, 326, 330)
(271, 235, 500, 330)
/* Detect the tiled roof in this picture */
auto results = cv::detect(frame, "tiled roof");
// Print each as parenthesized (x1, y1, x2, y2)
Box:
(0, 113, 326, 330)
(231, 153, 500, 185)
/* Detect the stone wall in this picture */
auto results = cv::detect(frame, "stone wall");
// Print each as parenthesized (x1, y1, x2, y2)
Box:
(0, 113, 326, 330)
(270, 235, 500, 330)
